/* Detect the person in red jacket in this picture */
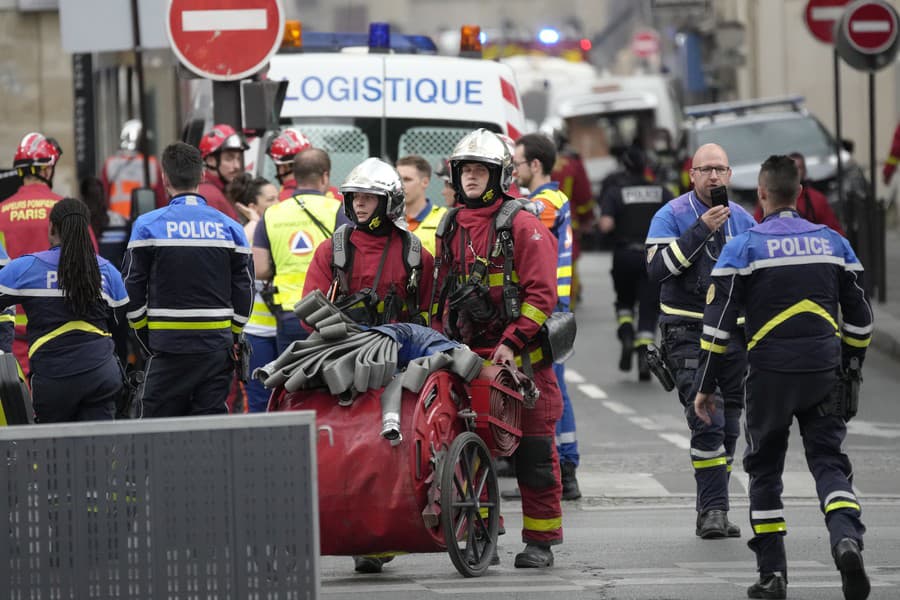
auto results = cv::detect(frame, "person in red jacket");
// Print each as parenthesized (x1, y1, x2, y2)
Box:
(753, 152, 844, 235)
(552, 149, 593, 305)
(432, 128, 563, 569)
(884, 122, 900, 185)
(0, 132, 65, 373)
(197, 124, 247, 220)
(303, 157, 434, 329)
(302, 157, 434, 575)
(266, 127, 312, 200)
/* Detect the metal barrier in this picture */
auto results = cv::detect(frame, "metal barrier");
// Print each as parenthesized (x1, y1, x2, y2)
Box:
(1, 413, 319, 599)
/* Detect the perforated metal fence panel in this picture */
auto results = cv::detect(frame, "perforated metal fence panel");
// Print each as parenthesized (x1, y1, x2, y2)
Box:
(398, 127, 471, 206)
(1, 413, 319, 600)
(298, 124, 369, 192)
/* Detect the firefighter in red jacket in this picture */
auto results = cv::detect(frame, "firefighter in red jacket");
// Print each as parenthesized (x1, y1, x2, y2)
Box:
(552, 149, 593, 304)
(267, 127, 345, 202)
(303, 157, 434, 328)
(884, 122, 900, 185)
(0, 132, 65, 373)
(433, 129, 563, 568)
(197, 124, 247, 220)
(753, 152, 844, 234)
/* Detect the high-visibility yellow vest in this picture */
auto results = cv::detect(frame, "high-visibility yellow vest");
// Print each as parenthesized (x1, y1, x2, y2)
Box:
(409, 203, 447, 257)
(264, 193, 341, 311)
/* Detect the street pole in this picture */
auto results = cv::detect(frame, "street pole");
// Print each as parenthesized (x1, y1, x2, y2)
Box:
(129, 0, 151, 188)
(869, 72, 886, 303)
(834, 48, 848, 243)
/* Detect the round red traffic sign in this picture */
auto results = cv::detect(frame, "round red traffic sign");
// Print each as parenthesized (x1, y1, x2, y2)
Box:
(843, 0, 898, 54)
(167, 0, 285, 81)
(631, 30, 660, 58)
(805, 0, 851, 44)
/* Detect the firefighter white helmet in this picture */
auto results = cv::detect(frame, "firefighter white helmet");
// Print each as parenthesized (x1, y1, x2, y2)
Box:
(340, 157, 405, 230)
(120, 119, 142, 152)
(449, 129, 513, 206)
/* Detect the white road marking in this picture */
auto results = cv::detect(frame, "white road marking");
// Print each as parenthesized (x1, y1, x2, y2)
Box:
(657, 432, 691, 450)
(564, 368, 585, 384)
(578, 384, 607, 399)
(576, 472, 671, 497)
(847, 419, 900, 439)
(602, 400, 634, 415)
(628, 416, 667, 430)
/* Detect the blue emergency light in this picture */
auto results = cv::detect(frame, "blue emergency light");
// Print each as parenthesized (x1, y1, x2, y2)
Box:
(538, 28, 560, 45)
(369, 22, 391, 52)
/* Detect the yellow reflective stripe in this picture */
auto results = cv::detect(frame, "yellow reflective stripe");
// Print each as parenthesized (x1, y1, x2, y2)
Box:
(825, 500, 860, 514)
(487, 272, 520, 287)
(520, 302, 549, 326)
(842, 335, 871, 348)
(558, 284, 571, 297)
(419, 311, 430, 325)
(726, 463, 733, 473)
(747, 299, 838, 350)
(248, 313, 277, 328)
(887, 155, 899, 166)
(29, 320, 110, 357)
(431, 303, 440, 317)
(617, 315, 634, 325)
(523, 515, 562, 532)
(557, 265, 572, 278)
(753, 521, 787, 534)
(147, 320, 231, 330)
(660, 303, 704, 319)
(692, 457, 728, 469)
(251, 301, 273, 315)
(231, 324, 243, 334)
(737, 316, 745, 326)
(479, 507, 490, 518)
(0, 313, 14, 323)
(668, 241, 691, 268)
(15, 313, 27, 326)
(634, 337, 654, 347)
(131, 317, 148, 330)
(481, 347, 544, 368)
(700, 339, 727, 354)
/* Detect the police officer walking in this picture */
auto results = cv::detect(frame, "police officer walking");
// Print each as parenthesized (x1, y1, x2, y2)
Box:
(599, 146, 673, 380)
(123, 142, 253, 417)
(0, 198, 128, 422)
(433, 129, 563, 568)
(695, 155, 872, 600)
(646, 143, 756, 539)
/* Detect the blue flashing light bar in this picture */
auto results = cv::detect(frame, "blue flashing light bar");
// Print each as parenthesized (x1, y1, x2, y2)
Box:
(288, 31, 438, 54)
(479, 31, 487, 45)
(537, 27, 560, 45)
(369, 22, 390, 52)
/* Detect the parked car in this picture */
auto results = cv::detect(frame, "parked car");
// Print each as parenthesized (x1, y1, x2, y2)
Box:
(679, 96, 867, 220)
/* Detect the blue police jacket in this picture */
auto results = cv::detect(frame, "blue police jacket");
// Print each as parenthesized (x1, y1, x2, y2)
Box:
(0, 246, 128, 375)
(646, 190, 756, 323)
(122, 193, 254, 354)
(696, 210, 873, 393)
(0, 245, 12, 352)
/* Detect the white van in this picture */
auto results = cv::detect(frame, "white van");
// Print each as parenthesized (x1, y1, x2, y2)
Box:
(259, 33, 526, 203)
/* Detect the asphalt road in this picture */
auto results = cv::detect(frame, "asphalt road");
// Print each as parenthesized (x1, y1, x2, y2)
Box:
(319, 250, 900, 599)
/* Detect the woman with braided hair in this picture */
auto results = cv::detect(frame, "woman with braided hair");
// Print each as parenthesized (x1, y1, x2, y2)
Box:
(0, 198, 129, 422)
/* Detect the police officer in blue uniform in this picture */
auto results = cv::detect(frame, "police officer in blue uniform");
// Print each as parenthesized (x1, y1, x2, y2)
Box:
(646, 143, 756, 539)
(123, 142, 254, 417)
(599, 146, 673, 379)
(695, 155, 872, 600)
(0, 198, 129, 422)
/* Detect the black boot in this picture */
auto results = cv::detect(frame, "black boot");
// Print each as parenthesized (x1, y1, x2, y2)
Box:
(695, 509, 727, 539)
(514, 543, 554, 568)
(833, 538, 870, 600)
(747, 572, 787, 599)
(560, 461, 582, 500)
(353, 555, 393, 573)
(618, 323, 634, 372)
(726, 514, 742, 537)
(637, 346, 651, 381)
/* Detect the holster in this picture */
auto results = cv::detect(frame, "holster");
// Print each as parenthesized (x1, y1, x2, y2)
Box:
(818, 360, 861, 421)
(232, 333, 252, 383)
(540, 312, 577, 363)
(646, 343, 676, 392)
(118, 368, 145, 419)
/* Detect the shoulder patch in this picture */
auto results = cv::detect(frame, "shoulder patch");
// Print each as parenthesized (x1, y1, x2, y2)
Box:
(706, 283, 715, 304)
(646, 245, 658, 264)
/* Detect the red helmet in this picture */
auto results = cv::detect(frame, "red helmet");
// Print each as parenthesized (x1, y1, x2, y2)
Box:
(266, 128, 312, 165)
(14, 132, 61, 170)
(198, 124, 249, 159)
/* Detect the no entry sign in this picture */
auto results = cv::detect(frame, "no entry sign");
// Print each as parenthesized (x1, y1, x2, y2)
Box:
(843, 0, 898, 54)
(631, 30, 660, 58)
(805, 0, 851, 44)
(167, 0, 285, 81)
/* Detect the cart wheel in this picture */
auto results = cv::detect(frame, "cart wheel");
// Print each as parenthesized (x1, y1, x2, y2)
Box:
(440, 431, 499, 577)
